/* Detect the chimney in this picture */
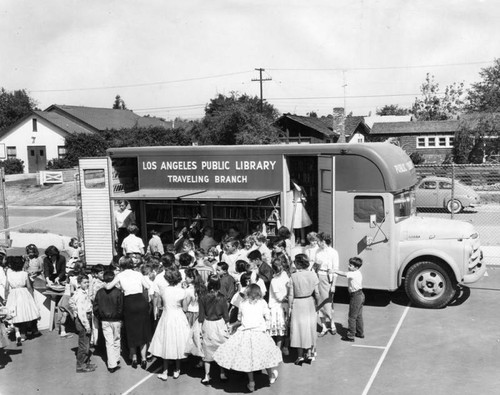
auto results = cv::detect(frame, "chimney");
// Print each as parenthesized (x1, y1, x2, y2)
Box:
(332, 107, 346, 143)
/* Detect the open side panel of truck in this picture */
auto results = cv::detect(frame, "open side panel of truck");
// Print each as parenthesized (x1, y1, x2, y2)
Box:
(79, 158, 114, 266)
(317, 155, 335, 238)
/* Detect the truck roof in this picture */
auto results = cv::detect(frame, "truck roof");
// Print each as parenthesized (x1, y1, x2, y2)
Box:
(107, 143, 417, 192)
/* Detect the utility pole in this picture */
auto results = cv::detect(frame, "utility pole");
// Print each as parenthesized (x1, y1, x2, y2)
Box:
(252, 68, 272, 112)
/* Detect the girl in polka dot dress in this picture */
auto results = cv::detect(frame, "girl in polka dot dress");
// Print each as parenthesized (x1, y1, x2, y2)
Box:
(213, 284, 282, 392)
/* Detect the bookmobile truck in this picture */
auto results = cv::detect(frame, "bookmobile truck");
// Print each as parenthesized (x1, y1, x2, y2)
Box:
(78, 143, 485, 308)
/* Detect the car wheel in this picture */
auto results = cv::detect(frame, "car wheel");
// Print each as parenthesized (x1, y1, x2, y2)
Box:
(446, 199, 462, 214)
(404, 261, 456, 308)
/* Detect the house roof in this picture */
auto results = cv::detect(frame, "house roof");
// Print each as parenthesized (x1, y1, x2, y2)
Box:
(345, 116, 368, 136)
(371, 120, 459, 135)
(363, 115, 413, 128)
(45, 104, 170, 131)
(282, 114, 335, 136)
(34, 111, 94, 135)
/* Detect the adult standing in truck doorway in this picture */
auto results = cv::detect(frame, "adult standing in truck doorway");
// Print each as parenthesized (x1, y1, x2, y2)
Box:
(289, 180, 312, 246)
(115, 200, 136, 257)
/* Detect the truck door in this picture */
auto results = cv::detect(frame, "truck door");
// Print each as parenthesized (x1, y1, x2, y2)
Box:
(335, 193, 395, 290)
(78, 158, 114, 266)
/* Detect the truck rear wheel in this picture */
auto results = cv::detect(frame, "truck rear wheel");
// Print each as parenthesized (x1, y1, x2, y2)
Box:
(404, 261, 456, 308)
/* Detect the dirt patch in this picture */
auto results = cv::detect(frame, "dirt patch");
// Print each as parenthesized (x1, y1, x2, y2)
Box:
(5, 181, 76, 206)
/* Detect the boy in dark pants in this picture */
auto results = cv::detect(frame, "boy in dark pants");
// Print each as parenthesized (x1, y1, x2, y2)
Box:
(335, 257, 364, 342)
(69, 274, 96, 373)
(216, 262, 237, 305)
(93, 270, 123, 373)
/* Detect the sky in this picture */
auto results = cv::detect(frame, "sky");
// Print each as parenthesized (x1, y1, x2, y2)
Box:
(1, 0, 499, 121)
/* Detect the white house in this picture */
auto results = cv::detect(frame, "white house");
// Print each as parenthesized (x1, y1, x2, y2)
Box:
(0, 105, 170, 173)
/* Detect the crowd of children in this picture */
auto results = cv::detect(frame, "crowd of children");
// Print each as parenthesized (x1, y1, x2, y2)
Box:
(0, 226, 365, 392)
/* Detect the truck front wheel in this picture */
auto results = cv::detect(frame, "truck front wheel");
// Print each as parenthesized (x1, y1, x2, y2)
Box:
(404, 261, 456, 308)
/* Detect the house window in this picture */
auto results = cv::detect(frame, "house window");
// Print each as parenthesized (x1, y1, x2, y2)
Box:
(32, 119, 37, 132)
(416, 136, 454, 149)
(7, 146, 17, 159)
(58, 146, 67, 159)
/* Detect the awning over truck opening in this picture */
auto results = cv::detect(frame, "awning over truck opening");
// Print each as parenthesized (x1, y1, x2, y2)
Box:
(181, 190, 280, 201)
(113, 188, 206, 200)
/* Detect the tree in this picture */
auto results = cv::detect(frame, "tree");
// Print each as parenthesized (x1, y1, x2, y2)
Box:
(0, 88, 37, 131)
(64, 133, 109, 166)
(453, 113, 500, 163)
(194, 92, 282, 145)
(466, 58, 500, 112)
(376, 104, 410, 116)
(411, 74, 464, 120)
(112, 95, 127, 110)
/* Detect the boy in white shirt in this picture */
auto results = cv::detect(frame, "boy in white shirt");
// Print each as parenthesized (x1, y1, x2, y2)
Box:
(69, 274, 96, 373)
(335, 257, 364, 342)
(121, 225, 145, 256)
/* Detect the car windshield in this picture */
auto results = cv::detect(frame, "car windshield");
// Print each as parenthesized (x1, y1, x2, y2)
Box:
(393, 190, 416, 222)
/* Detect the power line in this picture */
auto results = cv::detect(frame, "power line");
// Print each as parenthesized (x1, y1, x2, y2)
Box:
(30, 70, 253, 93)
(266, 60, 493, 72)
(268, 92, 424, 101)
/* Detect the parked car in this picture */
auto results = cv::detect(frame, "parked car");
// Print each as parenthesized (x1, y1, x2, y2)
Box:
(415, 176, 480, 213)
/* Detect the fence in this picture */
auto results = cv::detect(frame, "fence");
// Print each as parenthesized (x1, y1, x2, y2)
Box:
(415, 164, 500, 264)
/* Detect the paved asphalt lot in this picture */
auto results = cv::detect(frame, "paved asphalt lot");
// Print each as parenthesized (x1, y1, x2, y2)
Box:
(1, 266, 499, 395)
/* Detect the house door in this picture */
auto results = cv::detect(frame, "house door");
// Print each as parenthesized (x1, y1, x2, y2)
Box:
(27, 146, 46, 173)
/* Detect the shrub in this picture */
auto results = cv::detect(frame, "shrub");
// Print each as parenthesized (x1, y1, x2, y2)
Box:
(0, 158, 24, 174)
(409, 152, 425, 165)
(46, 158, 73, 170)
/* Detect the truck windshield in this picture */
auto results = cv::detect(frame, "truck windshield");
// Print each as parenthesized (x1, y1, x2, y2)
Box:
(393, 190, 416, 222)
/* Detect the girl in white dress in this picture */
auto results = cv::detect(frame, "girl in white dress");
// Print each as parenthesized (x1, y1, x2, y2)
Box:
(268, 258, 290, 354)
(5, 256, 40, 345)
(149, 268, 190, 381)
(214, 284, 282, 392)
(183, 268, 206, 366)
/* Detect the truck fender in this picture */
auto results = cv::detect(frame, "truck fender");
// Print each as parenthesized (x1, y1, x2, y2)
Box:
(398, 248, 461, 286)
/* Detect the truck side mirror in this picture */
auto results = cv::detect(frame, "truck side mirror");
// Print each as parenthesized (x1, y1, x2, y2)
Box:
(370, 214, 377, 228)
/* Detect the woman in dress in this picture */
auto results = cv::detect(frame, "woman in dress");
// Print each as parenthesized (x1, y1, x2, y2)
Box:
(104, 256, 151, 369)
(288, 253, 319, 365)
(198, 274, 229, 385)
(314, 232, 339, 336)
(214, 284, 282, 392)
(5, 256, 40, 345)
(42, 245, 67, 285)
(149, 268, 190, 381)
(290, 180, 312, 246)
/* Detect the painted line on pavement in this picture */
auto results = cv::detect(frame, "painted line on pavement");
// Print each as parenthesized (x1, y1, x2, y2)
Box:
(362, 303, 411, 395)
(122, 367, 162, 395)
(352, 345, 386, 350)
(0, 207, 77, 232)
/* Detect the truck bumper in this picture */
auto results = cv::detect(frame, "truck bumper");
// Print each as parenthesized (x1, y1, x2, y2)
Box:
(462, 249, 487, 284)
